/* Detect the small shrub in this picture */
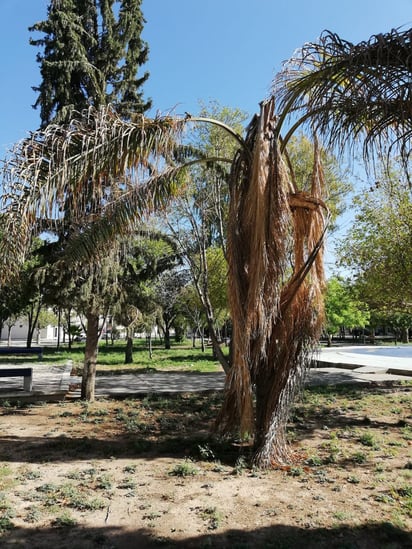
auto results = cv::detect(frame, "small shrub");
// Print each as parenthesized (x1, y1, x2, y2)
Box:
(199, 506, 223, 530)
(359, 432, 379, 448)
(351, 451, 367, 464)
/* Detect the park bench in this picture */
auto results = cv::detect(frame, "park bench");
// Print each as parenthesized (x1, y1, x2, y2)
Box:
(0, 367, 33, 391)
(0, 347, 43, 359)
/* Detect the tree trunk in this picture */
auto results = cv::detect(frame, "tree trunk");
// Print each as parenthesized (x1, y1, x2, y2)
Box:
(81, 312, 100, 401)
(26, 302, 41, 348)
(148, 333, 153, 359)
(57, 308, 61, 349)
(201, 327, 205, 352)
(327, 333, 332, 347)
(206, 316, 229, 373)
(125, 328, 133, 364)
(401, 327, 409, 344)
(164, 325, 171, 350)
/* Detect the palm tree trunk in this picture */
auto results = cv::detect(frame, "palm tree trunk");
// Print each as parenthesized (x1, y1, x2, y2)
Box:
(253, 367, 295, 467)
(81, 312, 100, 401)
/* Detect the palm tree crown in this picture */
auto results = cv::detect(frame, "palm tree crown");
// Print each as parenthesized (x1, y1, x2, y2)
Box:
(274, 27, 412, 166)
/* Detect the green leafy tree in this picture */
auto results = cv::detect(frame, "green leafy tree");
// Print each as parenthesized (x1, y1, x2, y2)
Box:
(324, 277, 369, 346)
(35, 309, 59, 344)
(155, 269, 189, 350)
(337, 167, 412, 342)
(165, 102, 247, 371)
(175, 284, 207, 350)
(115, 234, 181, 362)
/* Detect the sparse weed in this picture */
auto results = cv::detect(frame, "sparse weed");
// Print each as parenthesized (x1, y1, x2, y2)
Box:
(333, 511, 351, 521)
(169, 460, 199, 477)
(351, 451, 367, 464)
(24, 506, 43, 523)
(53, 511, 78, 528)
(358, 431, 379, 449)
(287, 466, 304, 477)
(198, 444, 216, 461)
(305, 455, 322, 466)
(18, 467, 42, 482)
(123, 464, 137, 474)
(0, 465, 14, 491)
(199, 506, 223, 530)
(0, 494, 15, 533)
(117, 478, 137, 490)
(96, 474, 113, 490)
(231, 456, 248, 476)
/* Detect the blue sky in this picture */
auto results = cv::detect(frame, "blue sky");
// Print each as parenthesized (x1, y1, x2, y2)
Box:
(1, 0, 411, 154)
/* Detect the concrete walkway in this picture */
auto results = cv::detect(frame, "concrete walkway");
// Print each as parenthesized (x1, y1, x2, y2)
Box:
(0, 346, 410, 402)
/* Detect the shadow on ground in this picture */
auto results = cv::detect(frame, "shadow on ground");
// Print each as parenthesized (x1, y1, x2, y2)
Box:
(2, 521, 412, 548)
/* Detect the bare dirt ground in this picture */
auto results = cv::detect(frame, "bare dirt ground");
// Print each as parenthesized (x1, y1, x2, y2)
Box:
(0, 384, 411, 548)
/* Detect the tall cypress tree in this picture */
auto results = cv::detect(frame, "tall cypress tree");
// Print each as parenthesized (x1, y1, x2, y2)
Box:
(30, 0, 151, 127)
(29, 0, 151, 400)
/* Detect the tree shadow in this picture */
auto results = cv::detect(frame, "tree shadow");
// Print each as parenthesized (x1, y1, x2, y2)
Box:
(2, 520, 411, 548)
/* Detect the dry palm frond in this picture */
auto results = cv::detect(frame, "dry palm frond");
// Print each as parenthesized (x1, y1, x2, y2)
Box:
(274, 27, 412, 167)
(0, 106, 186, 280)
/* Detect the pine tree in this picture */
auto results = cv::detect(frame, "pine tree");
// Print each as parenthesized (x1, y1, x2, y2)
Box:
(30, 0, 151, 127)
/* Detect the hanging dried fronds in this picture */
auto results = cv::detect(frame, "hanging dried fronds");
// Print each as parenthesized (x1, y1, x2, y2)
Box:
(216, 99, 329, 467)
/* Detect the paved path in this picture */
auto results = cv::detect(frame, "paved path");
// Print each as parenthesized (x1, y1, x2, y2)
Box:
(0, 346, 410, 402)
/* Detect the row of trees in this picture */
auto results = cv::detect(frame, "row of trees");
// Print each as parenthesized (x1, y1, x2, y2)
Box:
(1, 1, 411, 466)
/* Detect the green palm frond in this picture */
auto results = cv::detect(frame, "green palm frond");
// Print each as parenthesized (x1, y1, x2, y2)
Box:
(274, 27, 412, 163)
(62, 165, 188, 262)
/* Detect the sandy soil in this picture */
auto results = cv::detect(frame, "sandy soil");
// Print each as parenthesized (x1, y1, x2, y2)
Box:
(0, 387, 411, 548)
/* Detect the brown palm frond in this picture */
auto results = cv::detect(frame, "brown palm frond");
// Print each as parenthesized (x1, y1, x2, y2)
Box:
(274, 27, 412, 166)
